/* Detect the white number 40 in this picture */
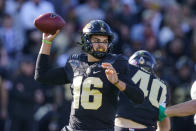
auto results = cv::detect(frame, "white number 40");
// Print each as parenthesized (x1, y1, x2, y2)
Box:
(132, 70, 167, 108)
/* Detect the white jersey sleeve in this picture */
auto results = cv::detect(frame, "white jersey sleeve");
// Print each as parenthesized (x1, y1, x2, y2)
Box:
(191, 81, 196, 100)
(190, 81, 196, 125)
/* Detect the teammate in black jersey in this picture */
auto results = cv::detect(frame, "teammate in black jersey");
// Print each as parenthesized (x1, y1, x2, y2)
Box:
(34, 20, 144, 131)
(115, 50, 170, 131)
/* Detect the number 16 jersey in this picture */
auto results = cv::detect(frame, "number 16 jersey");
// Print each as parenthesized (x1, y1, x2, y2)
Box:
(63, 54, 144, 130)
(35, 53, 143, 130)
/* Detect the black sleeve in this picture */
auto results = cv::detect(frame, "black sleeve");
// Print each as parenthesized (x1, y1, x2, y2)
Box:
(123, 83, 144, 104)
(34, 54, 71, 85)
(116, 56, 144, 104)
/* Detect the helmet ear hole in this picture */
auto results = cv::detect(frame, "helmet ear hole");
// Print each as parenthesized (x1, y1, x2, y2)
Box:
(81, 34, 92, 52)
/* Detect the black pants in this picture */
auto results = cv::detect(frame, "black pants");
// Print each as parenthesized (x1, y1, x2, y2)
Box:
(114, 126, 156, 131)
(61, 126, 114, 131)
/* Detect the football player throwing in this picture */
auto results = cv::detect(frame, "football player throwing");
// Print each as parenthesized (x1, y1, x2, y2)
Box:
(34, 20, 144, 131)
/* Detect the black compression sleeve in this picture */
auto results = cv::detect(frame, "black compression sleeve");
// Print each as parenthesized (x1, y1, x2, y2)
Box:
(123, 85, 144, 104)
(115, 57, 144, 104)
(34, 54, 69, 85)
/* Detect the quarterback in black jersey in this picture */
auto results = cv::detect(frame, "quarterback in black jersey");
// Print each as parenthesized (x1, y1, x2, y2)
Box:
(115, 50, 170, 131)
(34, 20, 144, 131)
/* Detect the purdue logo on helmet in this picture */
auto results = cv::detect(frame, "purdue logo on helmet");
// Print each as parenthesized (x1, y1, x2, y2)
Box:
(80, 20, 114, 59)
(129, 50, 156, 73)
(139, 57, 145, 64)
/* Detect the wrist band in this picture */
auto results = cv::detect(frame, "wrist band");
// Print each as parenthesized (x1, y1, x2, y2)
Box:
(114, 80, 120, 85)
(42, 39, 52, 45)
(159, 105, 167, 121)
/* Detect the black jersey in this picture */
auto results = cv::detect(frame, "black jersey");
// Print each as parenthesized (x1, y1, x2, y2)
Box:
(116, 65, 170, 128)
(35, 53, 144, 130)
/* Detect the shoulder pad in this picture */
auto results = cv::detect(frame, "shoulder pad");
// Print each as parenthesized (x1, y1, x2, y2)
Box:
(116, 54, 129, 61)
(102, 53, 119, 64)
(104, 54, 129, 64)
(69, 54, 80, 60)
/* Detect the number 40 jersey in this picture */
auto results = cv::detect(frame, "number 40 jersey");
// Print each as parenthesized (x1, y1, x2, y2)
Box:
(116, 65, 170, 128)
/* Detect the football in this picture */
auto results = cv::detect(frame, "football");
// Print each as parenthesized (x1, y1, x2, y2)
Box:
(34, 13, 66, 34)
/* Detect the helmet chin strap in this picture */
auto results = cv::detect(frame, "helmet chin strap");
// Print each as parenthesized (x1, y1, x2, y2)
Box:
(88, 43, 109, 59)
(89, 46, 108, 59)
(91, 51, 107, 59)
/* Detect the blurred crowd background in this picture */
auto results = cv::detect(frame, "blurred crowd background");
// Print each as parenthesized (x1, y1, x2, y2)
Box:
(0, 0, 196, 131)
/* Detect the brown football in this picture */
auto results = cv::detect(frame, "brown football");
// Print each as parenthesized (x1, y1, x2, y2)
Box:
(34, 13, 66, 34)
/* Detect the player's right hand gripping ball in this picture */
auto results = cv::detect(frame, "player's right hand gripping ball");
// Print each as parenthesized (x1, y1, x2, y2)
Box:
(34, 13, 66, 34)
